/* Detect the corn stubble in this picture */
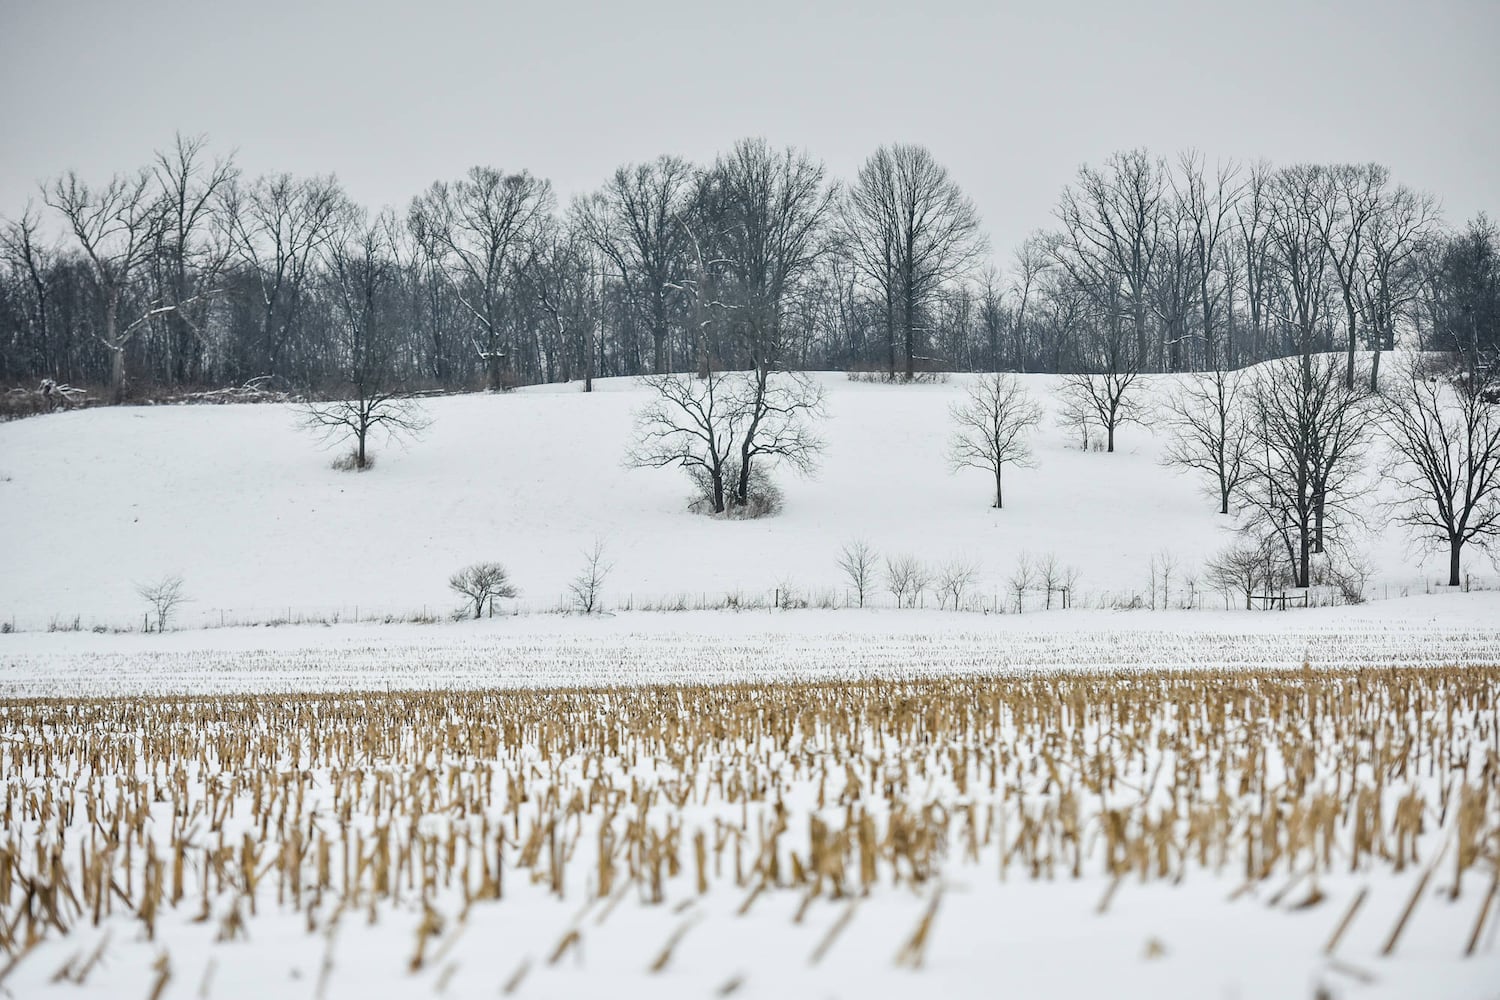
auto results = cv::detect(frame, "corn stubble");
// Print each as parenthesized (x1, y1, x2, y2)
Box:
(0, 665, 1496, 985)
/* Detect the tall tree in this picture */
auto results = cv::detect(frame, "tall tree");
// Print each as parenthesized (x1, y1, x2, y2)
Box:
(151, 133, 237, 385)
(580, 156, 692, 375)
(841, 144, 986, 379)
(44, 168, 166, 402)
(408, 166, 553, 391)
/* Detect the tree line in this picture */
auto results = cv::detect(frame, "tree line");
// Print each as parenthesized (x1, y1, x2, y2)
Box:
(2, 136, 1494, 402)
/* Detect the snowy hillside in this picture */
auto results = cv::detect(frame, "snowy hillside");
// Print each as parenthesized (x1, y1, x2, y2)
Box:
(0, 369, 1483, 629)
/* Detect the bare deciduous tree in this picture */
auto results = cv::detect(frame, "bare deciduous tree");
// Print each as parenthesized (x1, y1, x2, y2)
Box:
(136, 574, 188, 631)
(837, 539, 878, 608)
(409, 166, 553, 391)
(936, 558, 979, 611)
(449, 562, 518, 619)
(1204, 540, 1285, 610)
(1242, 354, 1370, 588)
(45, 169, 166, 402)
(884, 554, 928, 608)
(627, 369, 743, 514)
(841, 144, 986, 378)
(949, 373, 1042, 508)
(299, 212, 430, 470)
(568, 539, 612, 614)
(1161, 367, 1250, 514)
(1058, 368, 1141, 453)
(1377, 358, 1500, 587)
(1007, 553, 1034, 614)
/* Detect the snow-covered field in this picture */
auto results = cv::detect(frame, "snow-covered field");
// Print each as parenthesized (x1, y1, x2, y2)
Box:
(2, 594, 1499, 698)
(3, 373, 1498, 999)
(0, 372, 1487, 630)
(2, 665, 1496, 999)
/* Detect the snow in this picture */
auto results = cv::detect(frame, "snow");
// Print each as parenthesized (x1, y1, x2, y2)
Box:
(3, 594, 1499, 698)
(0, 371, 1487, 631)
(3, 370, 1498, 1000)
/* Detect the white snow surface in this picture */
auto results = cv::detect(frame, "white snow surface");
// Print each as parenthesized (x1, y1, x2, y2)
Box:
(3, 594, 1497, 698)
(0, 371, 1490, 630)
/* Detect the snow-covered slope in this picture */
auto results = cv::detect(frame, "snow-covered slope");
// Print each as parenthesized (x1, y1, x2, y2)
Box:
(0, 371, 1482, 629)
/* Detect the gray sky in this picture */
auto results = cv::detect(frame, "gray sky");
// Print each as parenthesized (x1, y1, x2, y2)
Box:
(1, 0, 1495, 262)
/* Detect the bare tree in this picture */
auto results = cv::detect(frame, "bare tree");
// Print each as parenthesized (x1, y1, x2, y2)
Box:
(221, 172, 348, 378)
(136, 574, 188, 631)
(1055, 149, 1166, 367)
(1242, 354, 1370, 588)
(449, 562, 518, 619)
(841, 144, 986, 378)
(627, 370, 743, 514)
(1058, 368, 1141, 453)
(1204, 540, 1285, 610)
(1036, 552, 1063, 609)
(300, 212, 429, 470)
(0, 205, 54, 376)
(579, 157, 693, 374)
(409, 167, 553, 390)
(1315, 164, 1386, 389)
(151, 133, 237, 384)
(1161, 367, 1250, 513)
(1359, 186, 1438, 389)
(837, 539, 878, 608)
(1377, 357, 1500, 587)
(949, 373, 1042, 508)
(568, 539, 612, 613)
(935, 558, 979, 610)
(1007, 554, 1034, 613)
(44, 169, 166, 402)
(884, 554, 928, 608)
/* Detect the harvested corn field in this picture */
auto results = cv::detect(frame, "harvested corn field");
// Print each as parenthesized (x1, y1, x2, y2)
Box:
(2, 665, 1497, 998)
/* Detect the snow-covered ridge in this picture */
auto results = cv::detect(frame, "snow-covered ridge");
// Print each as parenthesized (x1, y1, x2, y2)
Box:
(0, 369, 1488, 630)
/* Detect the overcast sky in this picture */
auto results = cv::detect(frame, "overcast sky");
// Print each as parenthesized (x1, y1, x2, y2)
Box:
(1, 0, 1495, 263)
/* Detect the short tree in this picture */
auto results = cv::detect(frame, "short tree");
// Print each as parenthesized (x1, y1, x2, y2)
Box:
(837, 539, 878, 608)
(935, 558, 979, 610)
(885, 554, 928, 608)
(1204, 540, 1286, 610)
(1007, 554, 1034, 613)
(568, 539, 612, 614)
(1058, 370, 1141, 453)
(449, 562, 518, 619)
(136, 574, 188, 631)
(949, 373, 1043, 508)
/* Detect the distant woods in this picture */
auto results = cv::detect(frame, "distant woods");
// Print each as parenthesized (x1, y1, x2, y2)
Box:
(1, 135, 1496, 399)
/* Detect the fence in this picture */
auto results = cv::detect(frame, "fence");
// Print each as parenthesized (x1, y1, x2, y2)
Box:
(5, 572, 1492, 636)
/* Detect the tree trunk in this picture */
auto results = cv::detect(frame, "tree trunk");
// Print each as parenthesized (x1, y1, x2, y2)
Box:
(994, 465, 1003, 509)
(1106, 422, 1115, 453)
(1449, 538, 1462, 588)
(1296, 530, 1311, 589)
